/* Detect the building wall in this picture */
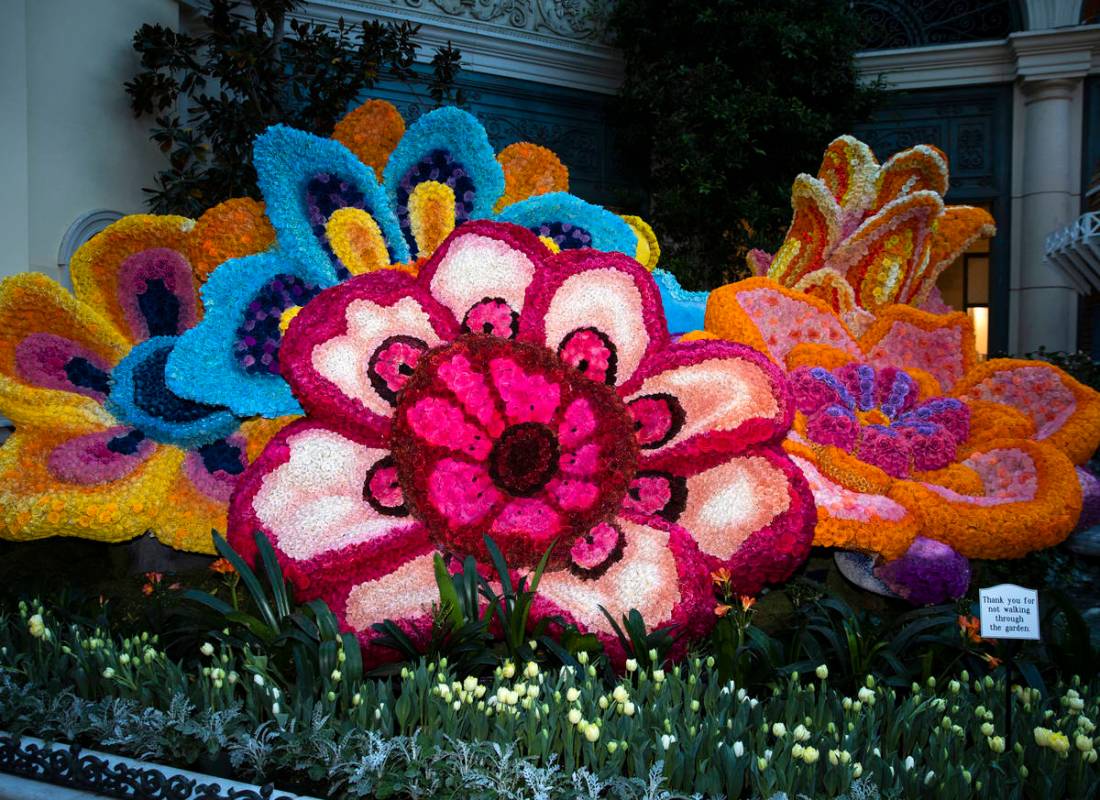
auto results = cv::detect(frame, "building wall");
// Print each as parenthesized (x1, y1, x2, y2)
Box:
(0, 0, 179, 283)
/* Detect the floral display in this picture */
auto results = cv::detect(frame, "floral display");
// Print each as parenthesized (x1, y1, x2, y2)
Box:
(677, 135, 1100, 603)
(0, 212, 282, 552)
(167, 101, 654, 418)
(702, 276, 1098, 600)
(228, 220, 816, 664)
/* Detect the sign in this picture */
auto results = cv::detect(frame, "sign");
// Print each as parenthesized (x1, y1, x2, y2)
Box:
(979, 584, 1040, 640)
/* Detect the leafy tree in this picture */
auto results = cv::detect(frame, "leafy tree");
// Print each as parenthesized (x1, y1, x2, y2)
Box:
(608, 0, 880, 289)
(126, 0, 462, 216)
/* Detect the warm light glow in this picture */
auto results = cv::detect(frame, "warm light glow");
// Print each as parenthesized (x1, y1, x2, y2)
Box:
(968, 307, 989, 358)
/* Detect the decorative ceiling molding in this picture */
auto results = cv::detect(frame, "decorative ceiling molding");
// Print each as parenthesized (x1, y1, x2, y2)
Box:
(303, 0, 623, 94)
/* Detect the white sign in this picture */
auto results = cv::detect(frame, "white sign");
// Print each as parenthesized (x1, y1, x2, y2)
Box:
(979, 584, 1040, 640)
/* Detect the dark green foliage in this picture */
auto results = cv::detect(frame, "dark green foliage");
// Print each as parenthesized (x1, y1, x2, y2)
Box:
(126, 0, 462, 215)
(607, 0, 880, 289)
(372, 535, 599, 674)
(174, 532, 363, 708)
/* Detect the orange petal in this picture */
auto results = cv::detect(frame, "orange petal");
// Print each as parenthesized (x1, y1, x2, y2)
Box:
(784, 342, 857, 372)
(791, 268, 858, 318)
(785, 443, 917, 559)
(966, 399, 1035, 445)
(187, 198, 275, 283)
(331, 99, 405, 180)
(705, 277, 861, 366)
(888, 438, 1081, 559)
(494, 142, 569, 213)
(953, 359, 1100, 465)
(870, 144, 949, 213)
(0, 273, 127, 429)
(817, 135, 877, 215)
(860, 305, 977, 392)
(766, 175, 841, 288)
(904, 206, 996, 306)
(70, 215, 196, 345)
(829, 192, 942, 312)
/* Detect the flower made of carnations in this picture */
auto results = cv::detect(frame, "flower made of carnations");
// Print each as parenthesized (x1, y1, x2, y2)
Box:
(228, 221, 815, 664)
(166, 104, 648, 419)
(703, 277, 1100, 599)
(0, 211, 282, 552)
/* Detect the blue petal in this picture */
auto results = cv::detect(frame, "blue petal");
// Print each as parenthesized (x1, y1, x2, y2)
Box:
(382, 107, 505, 258)
(165, 251, 327, 418)
(494, 193, 638, 256)
(108, 336, 240, 448)
(653, 269, 709, 335)
(254, 125, 409, 282)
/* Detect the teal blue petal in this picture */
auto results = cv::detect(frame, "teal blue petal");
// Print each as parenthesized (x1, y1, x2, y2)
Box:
(494, 193, 637, 256)
(382, 107, 505, 258)
(254, 125, 409, 283)
(654, 269, 709, 334)
(165, 251, 329, 418)
(108, 336, 240, 448)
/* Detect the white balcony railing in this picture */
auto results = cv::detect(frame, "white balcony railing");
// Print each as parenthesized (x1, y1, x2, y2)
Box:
(1044, 212, 1100, 294)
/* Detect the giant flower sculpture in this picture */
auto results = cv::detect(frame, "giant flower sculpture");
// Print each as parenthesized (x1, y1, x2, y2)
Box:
(690, 134, 1100, 603)
(166, 102, 649, 418)
(228, 221, 816, 664)
(697, 135, 1100, 603)
(0, 211, 282, 552)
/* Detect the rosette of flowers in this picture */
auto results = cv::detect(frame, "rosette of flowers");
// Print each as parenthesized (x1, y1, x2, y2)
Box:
(698, 136, 1100, 604)
(165, 100, 656, 418)
(0, 208, 284, 552)
(227, 220, 816, 664)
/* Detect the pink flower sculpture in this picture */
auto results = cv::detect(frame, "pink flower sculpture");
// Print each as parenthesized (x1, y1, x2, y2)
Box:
(228, 221, 815, 664)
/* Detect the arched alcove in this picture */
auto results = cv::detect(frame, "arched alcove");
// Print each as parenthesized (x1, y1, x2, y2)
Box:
(56, 209, 123, 290)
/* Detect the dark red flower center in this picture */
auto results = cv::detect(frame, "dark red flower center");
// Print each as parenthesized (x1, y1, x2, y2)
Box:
(489, 422, 560, 496)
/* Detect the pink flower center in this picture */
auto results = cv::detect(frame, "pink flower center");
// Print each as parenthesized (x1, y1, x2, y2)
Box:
(390, 334, 639, 568)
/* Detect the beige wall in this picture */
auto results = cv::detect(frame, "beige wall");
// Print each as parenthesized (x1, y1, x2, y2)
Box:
(0, 0, 178, 282)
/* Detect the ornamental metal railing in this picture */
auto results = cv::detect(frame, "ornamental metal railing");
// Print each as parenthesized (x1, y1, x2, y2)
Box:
(1044, 211, 1100, 294)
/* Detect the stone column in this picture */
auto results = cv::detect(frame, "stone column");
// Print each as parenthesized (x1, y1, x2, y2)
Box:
(1009, 28, 1100, 353)
(1015, 76, 1080, 353)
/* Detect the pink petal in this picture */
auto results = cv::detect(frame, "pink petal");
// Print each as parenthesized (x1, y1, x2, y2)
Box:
(560, 442, 601, 475)
(417, 221, 547, 333)
(626, 339, 791, 470)
(406, 396, 493, 460)
(427, 458, 501, 526)
(436, 350, 506, 437)
(490, 497, 562, 554)
(532, 515, 711, 664)
(489, 356, 561, 424)
(519, 249, 668, 392)
(323, 545, 441, 667)
(547, 477, 600, 511)
(733, 285, 860, 364)
(674, 451, 796, 560)
(866, 319, 966, 392)
(279, 270, 459, 437)
(47, 427, 156, 484)
(227, 419, 420, 597)
(558, 397, 597, 448)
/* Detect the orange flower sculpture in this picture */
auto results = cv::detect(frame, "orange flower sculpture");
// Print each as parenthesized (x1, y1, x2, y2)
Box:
(747, 135, 996, 336)
(702, 135, 1100, 603)
(706, 278, 1100, 600)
